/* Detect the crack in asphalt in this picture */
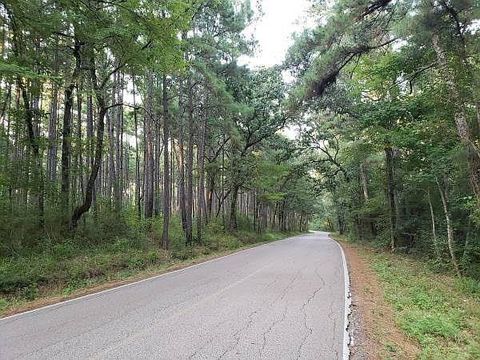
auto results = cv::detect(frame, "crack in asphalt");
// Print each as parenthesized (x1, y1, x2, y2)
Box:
(187, 318, 232, 360)
(258, 270, 300, 358)
(189, 265, 286, 360)
(296, 269, 325, 360)
(259, 303, 288, 359)
(280, 270, 301, 301)
(217, 308, 260, 359)
(217, 268, 301, 359)
(188, 338, 213, 360)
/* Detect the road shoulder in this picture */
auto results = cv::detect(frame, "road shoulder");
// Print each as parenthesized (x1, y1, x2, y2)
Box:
(336, 239, 420, 360)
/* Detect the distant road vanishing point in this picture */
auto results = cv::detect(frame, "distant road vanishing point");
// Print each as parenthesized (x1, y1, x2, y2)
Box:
(0, 232, 349, 360)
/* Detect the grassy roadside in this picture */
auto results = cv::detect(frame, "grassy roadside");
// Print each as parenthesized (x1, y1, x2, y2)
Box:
(335, 235, 480, 359)
(0, 229, 300, 318)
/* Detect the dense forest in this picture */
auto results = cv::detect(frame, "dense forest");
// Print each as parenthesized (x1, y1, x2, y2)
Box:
(0, 0, 479, 301)
(288, 0, 480, 278)
(0, 0, 316, 256)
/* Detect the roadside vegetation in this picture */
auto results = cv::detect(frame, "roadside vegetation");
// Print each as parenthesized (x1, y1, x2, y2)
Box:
(367, 243, 479, 359)
(371, 251, 480, 359)
(0, 213, 298, 317)
(335, 234, 480, 359)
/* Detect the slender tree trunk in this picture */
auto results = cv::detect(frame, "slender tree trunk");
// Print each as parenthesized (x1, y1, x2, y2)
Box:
(207, 173, 215, 221)
(117, 73, 124, 210)
(18, 79, 44, 225)
(76, 79, 84, 200)
(385, 146, 397, 251)
(161, 75, 170, 249)
(185, 77, 194, 244)
(436, 177, 461, 277)
(360, 162, 369, 202)
(47, 84, 58, 184)
(196, 114, 207, 242)
(170, 136, 175, 213)
(144, 72, 154, 219)
(177, 79, 188, 236)
(427, 190, 441, 261)
(61, 83, 74, 211)
(154, 81, 161, 216)
(221, 134, 226, 226)
(61, 41, 81, 212)
(86, 90, 96, 212)
(132, 76, 141, 219)
(86, 93, 94, 168)
(229, 184, 240, 231)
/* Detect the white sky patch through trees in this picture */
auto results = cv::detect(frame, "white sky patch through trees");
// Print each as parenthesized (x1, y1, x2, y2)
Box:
(238, 0, 311, 68)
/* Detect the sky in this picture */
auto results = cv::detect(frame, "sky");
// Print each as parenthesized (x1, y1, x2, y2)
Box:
(238, 0, 311, 68)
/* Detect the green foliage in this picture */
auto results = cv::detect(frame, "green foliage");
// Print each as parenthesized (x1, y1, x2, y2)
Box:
(369, 251, 480, 359)
(286, 0, 480, 280)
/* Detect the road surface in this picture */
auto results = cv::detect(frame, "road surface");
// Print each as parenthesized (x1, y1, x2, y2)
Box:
(0, 232, 349, 360)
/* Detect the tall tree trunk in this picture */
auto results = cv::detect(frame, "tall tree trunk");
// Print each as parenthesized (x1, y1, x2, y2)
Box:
(71, 54, 106, 228)
(206, 172, 215, 221)
(154, 79, 162, 216)
(86, 90, 96, 212)
(132, 76, 141, 219)
(385, 146, 397, 251)
(18, 79, 44, 226)
(116, 72, 124, 210)
(61, 83, 74, 211)
(196, 114, 207, 242)
(47, 84, 58, 184)
(144, 71, 154, 219)
(229, 184, 240, 231)
(185, 77, 194, 244)
(86, 93, 94, 169)
(61, 40, 81, 212)
(360, 162, 369, 202)
(177, 79, 188, 236)
(76, 79, 84, 200)
(161, 75, 170, 249)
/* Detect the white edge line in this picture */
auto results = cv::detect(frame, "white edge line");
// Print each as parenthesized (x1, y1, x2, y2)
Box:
(331, 234, 351, 360)
(1, 234, 306, 322)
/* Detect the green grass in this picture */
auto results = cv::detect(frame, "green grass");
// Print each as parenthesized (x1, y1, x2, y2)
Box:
(365, 250, 480, 359)
(0, 219, 300, 317)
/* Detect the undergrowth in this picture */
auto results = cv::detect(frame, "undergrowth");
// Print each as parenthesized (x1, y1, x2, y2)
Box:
(365, 250, 480, 359)
(0, 212, 299, 317)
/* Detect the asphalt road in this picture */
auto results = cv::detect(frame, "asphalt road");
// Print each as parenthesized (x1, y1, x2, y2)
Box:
(0, 231, 348, 360)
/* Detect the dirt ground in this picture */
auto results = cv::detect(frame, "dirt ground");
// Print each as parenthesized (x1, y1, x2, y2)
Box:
(339, 241, 420, 359)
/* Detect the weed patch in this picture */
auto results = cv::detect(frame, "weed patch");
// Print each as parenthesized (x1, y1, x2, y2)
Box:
(366, 251, 480, 359)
